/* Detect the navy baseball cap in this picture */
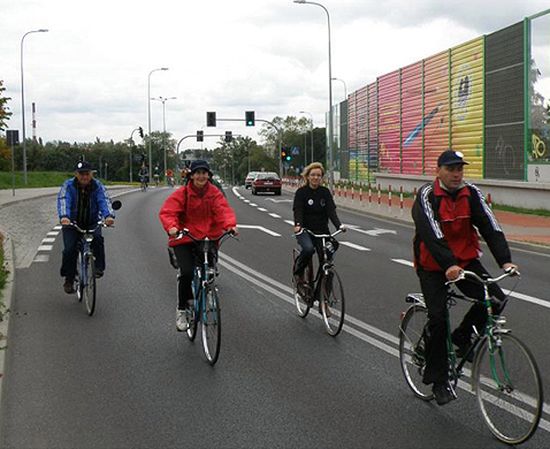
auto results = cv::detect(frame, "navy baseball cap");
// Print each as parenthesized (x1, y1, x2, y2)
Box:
(437, 150, 469, 167)
(74, 160, 93, 172)
(190, 160, 212, 175)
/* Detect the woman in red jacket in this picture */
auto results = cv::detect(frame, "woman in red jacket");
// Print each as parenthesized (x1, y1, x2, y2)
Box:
(159, 160, 237, 331)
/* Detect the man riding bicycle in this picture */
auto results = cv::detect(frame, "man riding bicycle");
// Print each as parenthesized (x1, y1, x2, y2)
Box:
(293, 162, 346, 293)
(57, 161, 116, 294)
(138, 164, 149, 189)
(412, 149, 518, 406)
(159, 160, 237, 331)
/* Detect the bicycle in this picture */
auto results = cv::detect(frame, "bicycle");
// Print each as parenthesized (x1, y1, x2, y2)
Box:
(292, 228, 345, 336)
(174, 229, 235, 365)
(398, 269, 543, 445)
(139, 175, 148, 192)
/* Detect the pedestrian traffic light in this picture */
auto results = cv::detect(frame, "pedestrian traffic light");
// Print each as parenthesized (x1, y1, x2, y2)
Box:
(207, 111, 216, 127)
(138, 126, 144, 138)
(281, 147, 287, 162)
(245, 111, 255, 126)
(225, 131, 232, 143)
(197, 130, 204, 142)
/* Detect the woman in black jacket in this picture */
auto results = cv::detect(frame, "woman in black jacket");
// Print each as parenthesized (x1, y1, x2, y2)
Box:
(292, 162, 346, 283)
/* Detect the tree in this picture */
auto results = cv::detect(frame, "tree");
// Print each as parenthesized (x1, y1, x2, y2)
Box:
(0, 80, 11, 132)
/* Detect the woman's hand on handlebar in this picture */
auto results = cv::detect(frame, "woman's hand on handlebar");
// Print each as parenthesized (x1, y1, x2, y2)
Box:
(445, 265, 463, 281)
(168, 227, 179, 237)
(502, 262, 519, 275)
(339, 224, 347, 233)
(60, 217, 71, 226)
(227, 226, 239, 236)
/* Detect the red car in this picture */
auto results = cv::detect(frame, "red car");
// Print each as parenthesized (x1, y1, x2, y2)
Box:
(251, 172, 282, 195)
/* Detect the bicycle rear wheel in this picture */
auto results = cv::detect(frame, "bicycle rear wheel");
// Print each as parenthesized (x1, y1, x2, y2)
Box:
(473, 333, 543, 445)
(320, 269, 345, 336)
(398, 304, 433, 401)
(292, 251, 312, 318)
(83, 254, 96, 316)
(201, 287, 221, 365)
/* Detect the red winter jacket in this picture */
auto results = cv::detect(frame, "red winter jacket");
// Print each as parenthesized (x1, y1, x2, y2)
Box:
(159, 182, 237, 247)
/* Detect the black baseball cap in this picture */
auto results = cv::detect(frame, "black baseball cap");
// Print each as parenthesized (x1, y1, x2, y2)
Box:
(437, 150, 469, 167)
(190, 160, 212, 175)
(74, 160, 93, 172)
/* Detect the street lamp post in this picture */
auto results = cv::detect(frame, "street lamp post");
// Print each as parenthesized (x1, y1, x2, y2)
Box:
(147, 68, 168, 183)
(299, 110, 314, 164)
(331, 77, 347, 102)
(152, 96, 176, 184)
(20, 29, 48, 185)
(294, 0, 334, 191)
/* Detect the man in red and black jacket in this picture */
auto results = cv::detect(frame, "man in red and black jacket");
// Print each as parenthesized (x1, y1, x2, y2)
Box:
(412, 149, 518, 406)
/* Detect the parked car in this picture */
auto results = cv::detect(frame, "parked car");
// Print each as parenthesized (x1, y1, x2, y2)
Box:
(251, 172, 281, 195)
(244, 171, 260, 189)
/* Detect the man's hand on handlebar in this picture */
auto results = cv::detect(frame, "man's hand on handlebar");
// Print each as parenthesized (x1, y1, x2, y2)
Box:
(105, 217, 115, 227)
(502, 262, 519, 275)
(60, 217, 71, 226)
(445, 265, 463, 281)
(339, 224, 347, 232)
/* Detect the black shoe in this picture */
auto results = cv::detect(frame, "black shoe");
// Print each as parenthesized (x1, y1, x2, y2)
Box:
(432, 382, 457, 406)
(452, 331, 475, 363)
(63, 278, 75, 294)
(94, 270, 104, 279)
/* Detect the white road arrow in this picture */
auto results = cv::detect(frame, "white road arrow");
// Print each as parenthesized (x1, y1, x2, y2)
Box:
(267, 199, 292, 203)
(238, 225, 281, 237)
(350, 227, 397, 237)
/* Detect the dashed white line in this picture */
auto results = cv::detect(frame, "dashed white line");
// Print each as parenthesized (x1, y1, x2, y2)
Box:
(250, 203, 258, 207)
(47, 231, 59, 236)
(53, 226, 62, 230)
(392, 259, 414, 268)
(42, 238, 56, 243)
(244, 200, 250, 203)
(340, 241, 371, 252)
(269, 213, 282, 218)
(33, 255, 50, 263)
(37, 245, 53, 252)
(258, 207, 267, 212)
(284, 220, 294, 226)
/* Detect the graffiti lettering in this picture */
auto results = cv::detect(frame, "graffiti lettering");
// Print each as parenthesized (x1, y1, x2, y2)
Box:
(495, 136, 516, 176)
(531, 134, 548, 159)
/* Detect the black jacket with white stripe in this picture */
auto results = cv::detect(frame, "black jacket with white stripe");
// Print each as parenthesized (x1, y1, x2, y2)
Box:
(412, 179, 512, 272)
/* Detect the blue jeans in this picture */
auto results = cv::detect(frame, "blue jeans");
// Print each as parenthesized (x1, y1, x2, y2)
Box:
(294, 231, 338, 276)
(60, 227, 105, 280)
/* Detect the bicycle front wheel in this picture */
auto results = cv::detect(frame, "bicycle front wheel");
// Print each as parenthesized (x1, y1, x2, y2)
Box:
(398, 304, 433, 401)
(83, 255, 96, 316)
(292, 253, 312, 318)
(201, 287, 221, 365)
(320, 269, 345, 336)
(473, 333, 543, 445)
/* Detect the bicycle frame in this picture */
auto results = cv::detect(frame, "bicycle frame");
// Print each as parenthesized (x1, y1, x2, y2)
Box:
(191, 239, 218, 324)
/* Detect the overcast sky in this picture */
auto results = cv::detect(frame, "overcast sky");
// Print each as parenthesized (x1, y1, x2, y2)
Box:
(2, 0, 548, 151)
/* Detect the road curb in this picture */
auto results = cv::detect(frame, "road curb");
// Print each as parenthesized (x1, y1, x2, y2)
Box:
(0, 228, 15, 415)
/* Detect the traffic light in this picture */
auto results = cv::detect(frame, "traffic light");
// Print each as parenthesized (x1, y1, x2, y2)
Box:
(281, 147, 287, 162)
(207, 111, 216, 127)
(197, 130, 204, 142)
(245, 111, 255, 126)
(138, 126, 144, 138)
(225, 131, 232, 143)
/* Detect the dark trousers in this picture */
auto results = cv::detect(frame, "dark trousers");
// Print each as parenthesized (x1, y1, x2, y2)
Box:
(60, 227, 105, 280)
(293, 232, 324, 277)
(417, 259, 506, 385)
(174, 244, 196, 309)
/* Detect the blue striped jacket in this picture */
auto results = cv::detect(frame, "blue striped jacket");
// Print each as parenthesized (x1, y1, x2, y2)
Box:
(57, 178, 114, 222)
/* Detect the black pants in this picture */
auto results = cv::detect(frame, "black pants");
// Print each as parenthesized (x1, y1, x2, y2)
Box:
(174, 243, 218, 310)
(60, 227, 105, 280)
(417, 259, 506, 385)
(293, 231, 338, 276)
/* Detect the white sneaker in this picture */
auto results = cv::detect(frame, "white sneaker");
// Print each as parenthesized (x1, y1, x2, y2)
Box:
(176, 309, 189, 332)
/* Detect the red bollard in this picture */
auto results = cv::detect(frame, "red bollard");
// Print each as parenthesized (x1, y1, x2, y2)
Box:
(359, 186, 363, 202)
(388, 185, 392, 209)
(377, 183, 381, 206)
(368, 182, 372, 204)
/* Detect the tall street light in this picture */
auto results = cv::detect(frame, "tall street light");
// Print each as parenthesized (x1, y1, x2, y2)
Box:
(294, 0, 334, 191)
(147, 67, 168, 181)
(151, 95, 176, 183)
(331, 77, 347, 102)
(20, 28, 48, 185)
(299, 110, 314, 163)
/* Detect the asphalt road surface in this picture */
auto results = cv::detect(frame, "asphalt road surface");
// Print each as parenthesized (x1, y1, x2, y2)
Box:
(1, 186, 549, 448)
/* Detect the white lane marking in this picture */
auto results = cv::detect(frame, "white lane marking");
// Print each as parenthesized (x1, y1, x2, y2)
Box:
(218, 253, 550, 426)
(249, 203, 258, 207)
(47, 231, 59, 236)
(257, 207, 268, 212)
(269, 213, 282, 218)
(340, 241, 371, 252)
(392, 259, 414, 268)
(284, 220, 294, 226)
(33, 254, 50, 263)
(391, 258, 550, 309)
(244, 200, 251, 203)
(42, 238, 56, 243)
(37, 245, 53, 251)
(53, 225, 62, 230)
(350, 227, 397, 237)
(267, 199, 292, 203)
(237, 225, 281, 237)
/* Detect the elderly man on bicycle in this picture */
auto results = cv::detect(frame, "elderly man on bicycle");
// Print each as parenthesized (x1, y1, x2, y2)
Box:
(412, 149, 518, 405)
(57, 161, 116, 294)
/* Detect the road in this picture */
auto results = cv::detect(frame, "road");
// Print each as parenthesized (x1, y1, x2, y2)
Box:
(1, 186, 549, 448)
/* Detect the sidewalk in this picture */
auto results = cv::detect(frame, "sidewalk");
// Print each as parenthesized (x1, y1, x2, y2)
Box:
(283, 183, 550, 247)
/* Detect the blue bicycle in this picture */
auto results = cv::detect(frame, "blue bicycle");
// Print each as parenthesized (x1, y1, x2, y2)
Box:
(175, 229, 234, 365)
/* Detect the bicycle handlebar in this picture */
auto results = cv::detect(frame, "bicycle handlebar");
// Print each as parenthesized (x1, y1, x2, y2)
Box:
(303, 228, 343, 239)
(173, 228, 235, 245)
(66, 221, 114, 233)
(446, 267, 520, 286)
